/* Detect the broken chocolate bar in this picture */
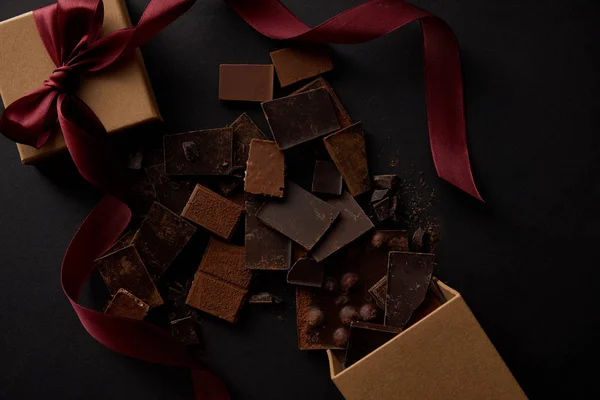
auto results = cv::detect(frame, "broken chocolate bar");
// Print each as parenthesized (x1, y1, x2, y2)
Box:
(368, 276, 388, 310)
(311, 191, 374, 262)
(293, 77, 352, 129)
(296, 231, 408, 350)
(287, 258, 324, 287)
(245, 201, 292, 270)
(132, 202, 196, 279)
(312, 160, 343, 195)
(219, 64, 274, 102)
(385, 251, 435, 328)
(257, 181, 339, 251)
(262, 88, 341, 150)
(231, 113, 268, 171)
(373, 174, 399, 190)
(324, 122, 370, 197)
(95, 246, 163, 308)
(372, 197, 391, 222)
(164, 128, 233, 176)
(146, 164, 195, 214)
(370, 189, 389, 203)
(186, 238, 252, 323)
(344, 322, 402, 368)
(244, 139, 285, 197)
(104, 288, 150, 320)
(181, 184, 244, 240)
(270, 46, 334, 87)
(249, 292, 283, 304)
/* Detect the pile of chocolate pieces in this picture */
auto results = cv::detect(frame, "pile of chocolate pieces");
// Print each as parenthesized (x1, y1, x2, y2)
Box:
(95, 46, 447, 369)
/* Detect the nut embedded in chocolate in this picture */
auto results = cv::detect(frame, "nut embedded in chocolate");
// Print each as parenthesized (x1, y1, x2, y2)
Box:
(182, 141, 200, 163)
(307, 307, 325, 327)
(333, 327, 350, 347)
(323, 277, 338, 292)
(340, 272, 359, 292)
(359, 303, 378, 322)
(339, 306, 359, 326)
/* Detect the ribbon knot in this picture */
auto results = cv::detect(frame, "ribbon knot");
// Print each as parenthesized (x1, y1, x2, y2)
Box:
(44, 66, 79, 93)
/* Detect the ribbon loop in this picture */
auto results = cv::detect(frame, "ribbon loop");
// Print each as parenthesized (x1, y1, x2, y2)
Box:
(44, 65, 79, 93)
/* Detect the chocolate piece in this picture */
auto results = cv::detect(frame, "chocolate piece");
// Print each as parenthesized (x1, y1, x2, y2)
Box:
(287, 257, 324, 287)
(406, 282, 446, 326)
(372, 197, 391, 222)
(270, 46, 334, 87)
(164, 128, 233, 176)
(95, 246, 163, 308)
(370, 189, 389, 203)
(101, 230, 136, 257)
(411, 227, 430, 252)
(181, 184, 244, 240)
(324, 122, 370, 196)
(385, 251, 435, 328)
(104, 288, 149, 320)
(186, 238, 252, 323)
(146, 164, 195, 214)
(231, 113, 268, 171)
(245, 201, 292, 270)
(293, 77, 352, 129)
(127, 151, 143, 170)
(262, 88, 341, 150)
(171, 315, 201, 346)
(245, 139, 285, 197)
(344, 322, 402, 368)
(132, 202, 196, 279)
(373, 174, 399, 190)
(249, 292, 283, 304)
(257, 181, 340, 251)
(312, 160, 343, 195)
(219, 64, 274, 102)
(296, 231, 408, 350)
(311, 191, 374, 262)
(368, 276, 388, 310)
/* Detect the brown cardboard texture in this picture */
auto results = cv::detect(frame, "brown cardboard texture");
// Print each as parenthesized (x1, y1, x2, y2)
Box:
(0, 0, 161, 164)
(328, 282, 527, 400)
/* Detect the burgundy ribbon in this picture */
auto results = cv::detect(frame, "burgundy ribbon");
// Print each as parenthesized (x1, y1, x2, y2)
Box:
(0, 0, 482, 399)
(226, 0, 483, 201)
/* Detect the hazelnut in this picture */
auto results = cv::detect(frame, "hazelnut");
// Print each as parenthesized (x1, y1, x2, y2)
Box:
(340, 272, 359, 292)
(371, 232, 384, 248)
(333, 327, 350, 348)
(339, 306, 359, 326)
(307, 307, 325, 327)
(323, 277, 338, 292)
(359, 303, 378, 321)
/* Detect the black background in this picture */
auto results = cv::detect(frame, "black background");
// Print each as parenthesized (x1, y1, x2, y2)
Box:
(1, 0, 600, 399)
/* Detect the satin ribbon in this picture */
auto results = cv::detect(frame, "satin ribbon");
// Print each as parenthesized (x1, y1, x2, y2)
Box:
(226, 0, 483, 201)
(0, 1, 229, 399)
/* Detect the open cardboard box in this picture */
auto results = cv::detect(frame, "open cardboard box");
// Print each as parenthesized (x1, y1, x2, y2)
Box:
(327, 281, 527, 400)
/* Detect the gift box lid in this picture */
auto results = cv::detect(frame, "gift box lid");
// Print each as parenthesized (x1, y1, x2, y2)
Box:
(0, 0, 161, 164)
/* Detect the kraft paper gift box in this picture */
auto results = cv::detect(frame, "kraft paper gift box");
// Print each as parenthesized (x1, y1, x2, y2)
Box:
(327, 281, 528, 400)
(0, 0, 161, 164)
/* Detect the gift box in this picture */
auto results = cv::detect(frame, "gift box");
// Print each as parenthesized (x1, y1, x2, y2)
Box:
(0, 0, 161, 164)
(327, 281, 527, 400)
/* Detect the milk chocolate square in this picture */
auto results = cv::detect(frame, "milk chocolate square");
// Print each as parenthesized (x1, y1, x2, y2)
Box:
(164, 128, 233, 176)
(245, 139, 285, 197)
(104, 288, 150, 320)
(219, 64, 274, 102)
(270, 46, 334, 87)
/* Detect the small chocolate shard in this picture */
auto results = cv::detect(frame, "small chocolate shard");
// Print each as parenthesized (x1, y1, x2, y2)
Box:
(164, 128, 233, 176)
(171, 315, 201, 346)
(312, 160, 343, 196)
(104, 288, 150, 320)
(231, 113, 268, 171)
(370, 189, 389, 203)
(270, 46, 334, 88)
(132, 202, 196, 279)
(127, 151, 144, 170)
(384, 251, 435, 328)
(219, 64, 274, 102)
(182, 141, 200, 163)
(293, 77, 352, 129)
(311, 191, 374, 262)
(146, 164, 195, 214)
(411, 227, 430, 252)
(186, 238, 252, 323)
(257, 181, 340, 251)
(373, 174, 399, 190)
(368, 276, 388, 310)
(262, 88, 341, 150)
(245, 139, 285, 198)
(181, 184, 244, 240)
(324, 122, 370, 196)
(245, 201, 292, 270)
(287, 258, 324, 287)
(95, 246, 163, 308)
(344, 322, 402, 368)
(372, 198, 391, 222)
(249, 292, 283, 304)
